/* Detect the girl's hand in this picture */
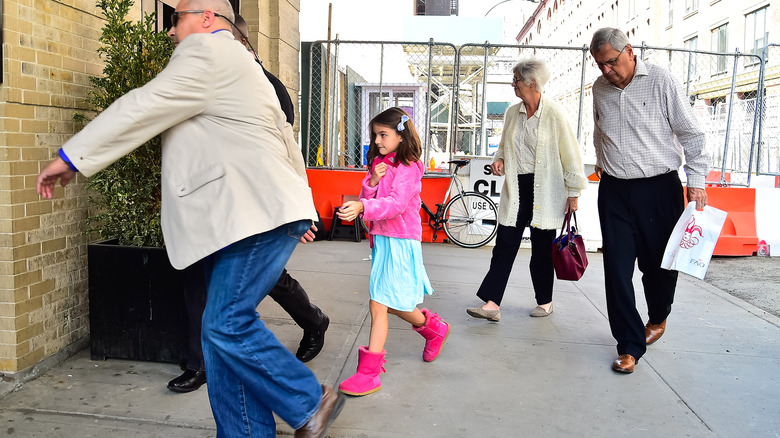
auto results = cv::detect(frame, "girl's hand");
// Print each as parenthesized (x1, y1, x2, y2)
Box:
(337, 201, 364, 222)
(565, 197, 578, 214)
(491, 159, 504, 176)
(370, 162, 388, 187)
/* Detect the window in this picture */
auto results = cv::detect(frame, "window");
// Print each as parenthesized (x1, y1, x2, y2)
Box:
(368, 92, 415, 120)
(415, 0, 458, 16)
(711, 24, 728, 74)
(745, 6, 768, 57)
(685, 0, 698, 15)
(369, 92, 390, 117)
(684, 36, 698, 51)
(684, 36, 698, 80)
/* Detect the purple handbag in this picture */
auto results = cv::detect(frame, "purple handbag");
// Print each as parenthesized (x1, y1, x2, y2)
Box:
(551, 211, 588, 281)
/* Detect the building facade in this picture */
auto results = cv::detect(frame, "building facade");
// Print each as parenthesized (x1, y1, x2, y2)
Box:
(0, 0, 301, 378)
(515, 0, 777, 96)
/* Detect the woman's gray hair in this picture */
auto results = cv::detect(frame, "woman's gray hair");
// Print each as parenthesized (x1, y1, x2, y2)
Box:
(590, 27, 630, 54)
(512, 58, 551, 93)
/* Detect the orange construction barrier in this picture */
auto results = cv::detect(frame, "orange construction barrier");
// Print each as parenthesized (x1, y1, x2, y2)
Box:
(691, 186, 759, 256)
(306, 168, 451, 243)
(705, 170, 731, 186)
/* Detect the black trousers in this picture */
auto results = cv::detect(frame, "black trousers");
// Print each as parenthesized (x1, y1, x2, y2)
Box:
(476, 174, 557, 307)
(598, 172, 684, 360)
(181, 262, 323, 371)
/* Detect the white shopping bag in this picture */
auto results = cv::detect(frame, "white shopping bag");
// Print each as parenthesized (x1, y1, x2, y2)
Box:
(661, 203, 728, 280)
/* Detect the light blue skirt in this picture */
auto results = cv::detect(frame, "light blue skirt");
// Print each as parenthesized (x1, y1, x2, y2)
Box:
(369, 235, 434, 312)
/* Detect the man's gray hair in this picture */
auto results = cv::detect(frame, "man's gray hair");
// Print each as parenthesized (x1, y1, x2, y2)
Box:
(184, 0, 235, 23)
(590, 27, 630, 54)
(512, 57, 551, 93)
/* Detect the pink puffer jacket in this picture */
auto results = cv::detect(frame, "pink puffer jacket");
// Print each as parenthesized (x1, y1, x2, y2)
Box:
(360, 160, 424, 241)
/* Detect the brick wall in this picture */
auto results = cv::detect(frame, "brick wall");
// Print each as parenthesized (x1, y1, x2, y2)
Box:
(0, 0, 106, 374)
(0, 0, 300, 375)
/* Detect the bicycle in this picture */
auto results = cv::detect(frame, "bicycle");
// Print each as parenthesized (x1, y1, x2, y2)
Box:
(421, 159, 499, 248)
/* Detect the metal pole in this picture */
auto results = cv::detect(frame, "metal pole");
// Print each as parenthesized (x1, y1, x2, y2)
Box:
(425, 39, 434, 169)
(576, 44, 588, 141)
(449, 46, 461, 163)
(744, 51, 762, 185)
(379, 44, 385, 112)
(479, 41, 490, 156)
(685, 51, 693, 96)
(306, 46, 315, 166)
(330, 37, 340, 167)
(322, 4, 332, 167)
(720, 49, 740, 186)
(755, 44, 770, 175)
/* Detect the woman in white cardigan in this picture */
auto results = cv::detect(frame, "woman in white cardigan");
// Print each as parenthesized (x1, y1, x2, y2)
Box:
(466, 58, 588, 322)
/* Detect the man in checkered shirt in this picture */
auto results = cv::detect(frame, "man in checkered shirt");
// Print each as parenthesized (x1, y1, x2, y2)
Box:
(590, 27, 709, 375)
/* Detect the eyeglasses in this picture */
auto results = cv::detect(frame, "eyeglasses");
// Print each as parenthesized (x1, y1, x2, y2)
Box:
(511, 77, 523, 84)
(596, 47, 625, 69)
(171, 10, 204, 27)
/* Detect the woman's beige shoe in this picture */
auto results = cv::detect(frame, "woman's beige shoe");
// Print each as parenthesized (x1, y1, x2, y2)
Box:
(466, 307, 501, 322)
(530, 303, 554, 317)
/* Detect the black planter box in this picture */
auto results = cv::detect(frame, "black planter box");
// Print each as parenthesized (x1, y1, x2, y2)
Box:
(88, 239, 188, 363)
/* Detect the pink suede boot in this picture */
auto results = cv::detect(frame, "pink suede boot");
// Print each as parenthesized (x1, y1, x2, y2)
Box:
(338, 346, 386, 396)
(412, 308, 451, 362)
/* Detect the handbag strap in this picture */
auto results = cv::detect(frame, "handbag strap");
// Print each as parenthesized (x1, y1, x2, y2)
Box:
(559, 211, 573, 236)
(566, 211, 580, 241)
(569, 211, 579, 239)
(558, 211, 580, 244)
(557, 211, 572, 245)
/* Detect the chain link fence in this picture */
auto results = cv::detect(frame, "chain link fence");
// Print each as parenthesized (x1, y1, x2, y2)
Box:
(454, 44, 592, 161)
(758, 44, 780, 178)
(638, 44, 762, 186)
(302, 40, 457, 169)
(304, 40, 777, 187)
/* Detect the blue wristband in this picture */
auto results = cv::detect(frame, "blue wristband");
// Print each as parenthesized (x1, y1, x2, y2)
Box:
(58, 148, 79, 172)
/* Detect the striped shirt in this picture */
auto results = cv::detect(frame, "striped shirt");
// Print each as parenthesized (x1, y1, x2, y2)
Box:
(592, 58, 708, 188)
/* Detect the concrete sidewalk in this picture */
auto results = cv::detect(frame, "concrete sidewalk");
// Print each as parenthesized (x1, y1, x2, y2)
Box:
(1, 240, 778, 437)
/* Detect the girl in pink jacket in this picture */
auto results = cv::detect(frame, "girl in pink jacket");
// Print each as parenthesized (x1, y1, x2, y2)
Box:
(336, 107, 451, 396)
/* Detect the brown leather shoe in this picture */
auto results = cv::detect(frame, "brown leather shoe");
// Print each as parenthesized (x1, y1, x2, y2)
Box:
(295, 385, 346, 438)
(645, 319, 667, 345)
(612, 354, 636, 374)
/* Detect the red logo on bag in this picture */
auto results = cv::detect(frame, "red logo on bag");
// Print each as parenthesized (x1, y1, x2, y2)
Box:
(680, 216, 703, 249)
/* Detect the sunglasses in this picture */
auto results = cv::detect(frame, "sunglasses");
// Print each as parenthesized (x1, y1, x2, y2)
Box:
(171, 10, 203, 27)
(171, 10, 229, 28)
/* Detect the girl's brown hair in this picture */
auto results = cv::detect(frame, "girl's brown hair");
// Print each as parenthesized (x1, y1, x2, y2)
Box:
(366, 107, 422, 167)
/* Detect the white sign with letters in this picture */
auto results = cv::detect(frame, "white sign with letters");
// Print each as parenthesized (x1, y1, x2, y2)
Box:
(467, 158, 504, 206)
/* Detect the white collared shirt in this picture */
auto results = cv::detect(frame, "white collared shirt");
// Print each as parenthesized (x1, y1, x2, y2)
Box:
(512, 100, 541, 175)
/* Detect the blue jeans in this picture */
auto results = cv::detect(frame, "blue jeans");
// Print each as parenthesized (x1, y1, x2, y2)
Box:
(201, 220, 322, 437)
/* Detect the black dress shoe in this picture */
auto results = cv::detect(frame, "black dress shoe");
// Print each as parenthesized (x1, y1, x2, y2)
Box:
(294, 385, 345, 438)
(296, 314, 329, 363)
(167, 369, 207, 393)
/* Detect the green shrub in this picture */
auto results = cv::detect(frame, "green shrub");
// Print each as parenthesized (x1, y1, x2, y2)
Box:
(76, 0, 173, 247)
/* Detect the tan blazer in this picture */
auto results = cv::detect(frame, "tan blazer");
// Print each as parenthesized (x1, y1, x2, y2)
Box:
(63, 31, 317, 269)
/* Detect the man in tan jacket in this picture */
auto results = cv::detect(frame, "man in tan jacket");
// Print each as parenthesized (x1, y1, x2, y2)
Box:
(36, 1, 344, 436)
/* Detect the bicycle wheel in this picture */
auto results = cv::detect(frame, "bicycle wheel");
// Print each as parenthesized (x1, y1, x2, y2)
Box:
(442, 192, 498, 248)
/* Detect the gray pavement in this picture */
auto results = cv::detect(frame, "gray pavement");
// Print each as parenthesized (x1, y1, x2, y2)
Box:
(1, 240, 779, 437)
